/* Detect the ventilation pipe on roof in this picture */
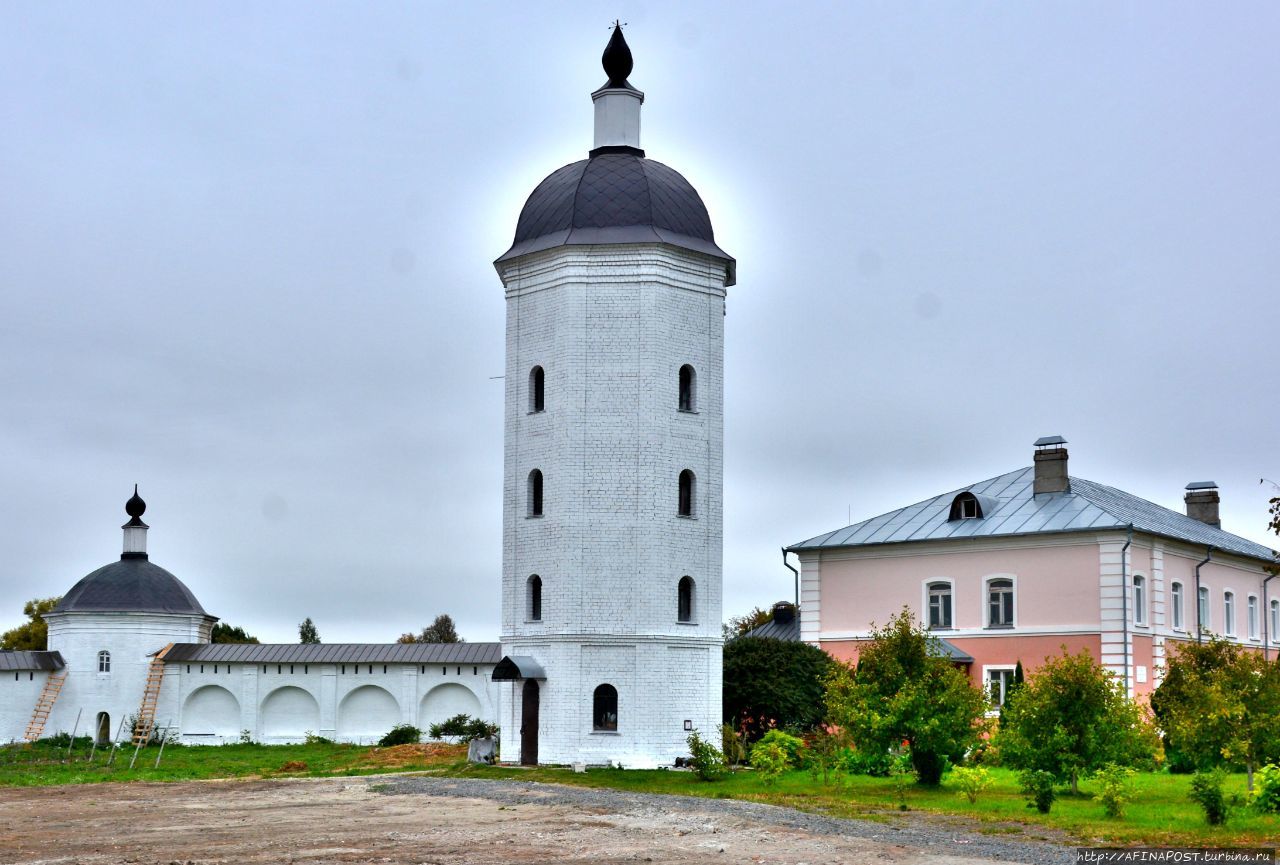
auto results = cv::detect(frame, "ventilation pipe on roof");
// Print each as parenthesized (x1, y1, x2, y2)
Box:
(782, 548, 799, 610)
(1194, 546, 1215, 644)
(1033, 436, 1070, 495)
(1184, 482, 1221, 528)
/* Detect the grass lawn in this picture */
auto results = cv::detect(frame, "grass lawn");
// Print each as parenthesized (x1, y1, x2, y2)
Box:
(3, 740, 1277, 849)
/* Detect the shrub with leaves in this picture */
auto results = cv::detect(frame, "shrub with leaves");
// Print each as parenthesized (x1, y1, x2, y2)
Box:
(1189, 769, 1230, 825)
(378, 724, 422, 746)
(950, 765, 992, 804)
(823, 609, 988, 785)
(751, 740, 790, 784)
(1019, 769, 1057, 814)
(719, 723, 746, 768)
(304, 731, 335, 745)
(686, 729, 726, 781)
(752, 729, 804, 768)
(427, 714, 498, 742)
(1000, 647, 1158, 793)
(802, 726, 849, 785)
(1093, 763, 1136, 818)
(1250, 763, 1280, 813)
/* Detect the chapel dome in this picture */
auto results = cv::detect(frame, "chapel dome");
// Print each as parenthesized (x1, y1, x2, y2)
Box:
(54, 557, 208, 616)
(497, 152, 733, 271)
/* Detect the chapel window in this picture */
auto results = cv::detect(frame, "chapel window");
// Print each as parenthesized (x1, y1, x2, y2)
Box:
(678, 470, 695, 517)
(97, 651, 111, 674)
(528, 469, 544, 517)
(678, 365, 696, 412)
(677, 576, 695, 623)
(529, 366, 545, 413)
(528, 574, 543, 621)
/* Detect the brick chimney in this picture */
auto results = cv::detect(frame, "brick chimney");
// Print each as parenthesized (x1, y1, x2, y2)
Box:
(1033, 435, 1070, 494)
(771, 601, 796, 626)
(1184, 482, 1220, 528)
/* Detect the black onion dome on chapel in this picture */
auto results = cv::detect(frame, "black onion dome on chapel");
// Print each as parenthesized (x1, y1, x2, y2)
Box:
(53, 558, 209, 616)
(496, 154, 735, 284)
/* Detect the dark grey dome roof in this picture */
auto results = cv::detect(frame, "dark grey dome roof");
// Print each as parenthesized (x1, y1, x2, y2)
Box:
(54, 557, 208, 616)
(497, 152, 735, 284)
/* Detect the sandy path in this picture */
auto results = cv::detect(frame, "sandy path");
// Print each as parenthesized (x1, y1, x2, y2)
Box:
(0, 776, 1067, 865)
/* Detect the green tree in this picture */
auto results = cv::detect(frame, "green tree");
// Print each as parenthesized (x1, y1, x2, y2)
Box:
(211, 622, 260, 644)
(1151, 637, 1280, 791)
(298, 617, 320, 644)
(824, 608, 988, 785)
(722, 636, 832, 741)
(999, 647, 1157, 793)
(1, 597, 61, 651)
(399, 613, 462, 644)
(722, 606, 772, 641)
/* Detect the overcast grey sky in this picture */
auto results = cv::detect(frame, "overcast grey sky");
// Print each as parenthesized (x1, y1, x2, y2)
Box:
(3, 3, 1277, 643)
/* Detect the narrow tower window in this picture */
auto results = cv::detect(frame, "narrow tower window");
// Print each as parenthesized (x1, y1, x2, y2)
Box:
(527, 574, 542, 621)
(529, 366, 545, 413)
(677, 576, 695, 622)
(97, 650, 111, 674)
(678, 365, 696, 412)
(678, 470, 695, 517)
(592, 684, 618, 731)
(528, 469, 543, 517)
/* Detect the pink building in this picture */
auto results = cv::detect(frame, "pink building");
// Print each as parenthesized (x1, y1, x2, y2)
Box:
(786, 437, 1278, 703)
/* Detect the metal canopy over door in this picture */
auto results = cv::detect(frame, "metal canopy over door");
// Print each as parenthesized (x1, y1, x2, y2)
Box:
(520, 679, 539, 765)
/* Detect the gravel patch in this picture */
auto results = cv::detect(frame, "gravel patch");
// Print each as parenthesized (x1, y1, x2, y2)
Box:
(376, 776, 1078, 864)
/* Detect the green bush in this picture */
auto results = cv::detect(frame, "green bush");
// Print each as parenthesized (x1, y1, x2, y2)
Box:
(801, 726, 848, 785)
(1019, 769, 1057, 814)
(1252, 763, 1280, 813)
(304, 731, 335, 745)
(837, 745, 894, 777)
(1093, 763, 1136, 818)
(378, 725, 422, 746)
(949, 765, 992, 804)
(719, 724, 746, 768)
(751, 740, 789, 784)
(1189, 770, 1230, 825)
(427, 714, 498, 742)
(752, 729, 804, 768)
(686, 729, 725, 781)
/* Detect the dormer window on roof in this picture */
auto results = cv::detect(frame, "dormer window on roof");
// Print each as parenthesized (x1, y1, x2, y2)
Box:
(948, 491, 995, 521)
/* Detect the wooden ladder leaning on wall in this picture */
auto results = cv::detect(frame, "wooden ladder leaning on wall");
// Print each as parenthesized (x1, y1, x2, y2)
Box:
(132, 643, 174, 746)
(24, 670, 68, 742)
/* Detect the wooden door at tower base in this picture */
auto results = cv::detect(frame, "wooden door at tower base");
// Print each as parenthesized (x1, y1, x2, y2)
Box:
(520, 679, 539, 765)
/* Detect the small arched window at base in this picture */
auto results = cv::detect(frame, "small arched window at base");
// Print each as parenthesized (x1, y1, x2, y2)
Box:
(97, 650, 111, 674)
(593, 684, 618, 731)
(677, 576, 695, 623)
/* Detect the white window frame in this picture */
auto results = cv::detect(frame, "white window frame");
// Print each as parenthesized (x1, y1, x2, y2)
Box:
(983, 664, 1017, 709)
(985, 574, 1017, 629)
(1272, 598, 1280, 645)
(960, 497, 978, 519)
(1132, 574, 1147, 626)
(97, 650, 111, 674)
(923, 578, 955, 630)
(1223, 590, 1236, 637)
(1170, 581, 1185, 631)
(1198, 586, 1211, 634)
(1247, 595, 1259, 641)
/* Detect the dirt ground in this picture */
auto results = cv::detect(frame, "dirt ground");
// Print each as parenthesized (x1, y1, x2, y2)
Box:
(0, 776, 1054, 865)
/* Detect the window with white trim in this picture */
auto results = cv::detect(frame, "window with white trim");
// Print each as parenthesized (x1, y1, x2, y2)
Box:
(1247, 595, 1259, 640)
(1132, 575, 1147, 625)
(1171, 582, 1184, 631)
(987, 578, 1014, 627)
(1198, 586, 1210, 633)
(927, 582, 952, 629)
(1271, 599, 1280, 644)
(986, 667, 1016, 707)
(1224, 591, 1236, 636)
(97, 650, 111, 674)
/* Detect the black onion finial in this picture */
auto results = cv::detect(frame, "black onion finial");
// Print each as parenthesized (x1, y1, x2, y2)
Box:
(602, 21, 633, 88)
(125, 484, 147, 519)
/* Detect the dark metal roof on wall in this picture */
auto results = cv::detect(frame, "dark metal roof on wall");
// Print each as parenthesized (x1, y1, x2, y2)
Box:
(53, 557, 209, 616)
(164, 642, 503, 665)
(737, 617, 802, 642)
(788, 467, 1276, 563)
(497, 153, 735, 283)
(0, 650, 65, 672)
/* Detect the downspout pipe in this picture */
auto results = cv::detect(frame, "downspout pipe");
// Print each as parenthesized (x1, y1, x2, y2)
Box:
(782, 548, 799, 610)
(1194, 547, 1215, 644)
(1121, 527, 1132, 696)
(1264, 573, 1276, 662)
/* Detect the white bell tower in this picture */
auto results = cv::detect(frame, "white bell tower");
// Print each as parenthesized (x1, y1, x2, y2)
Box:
(493, 25, 735, 768)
